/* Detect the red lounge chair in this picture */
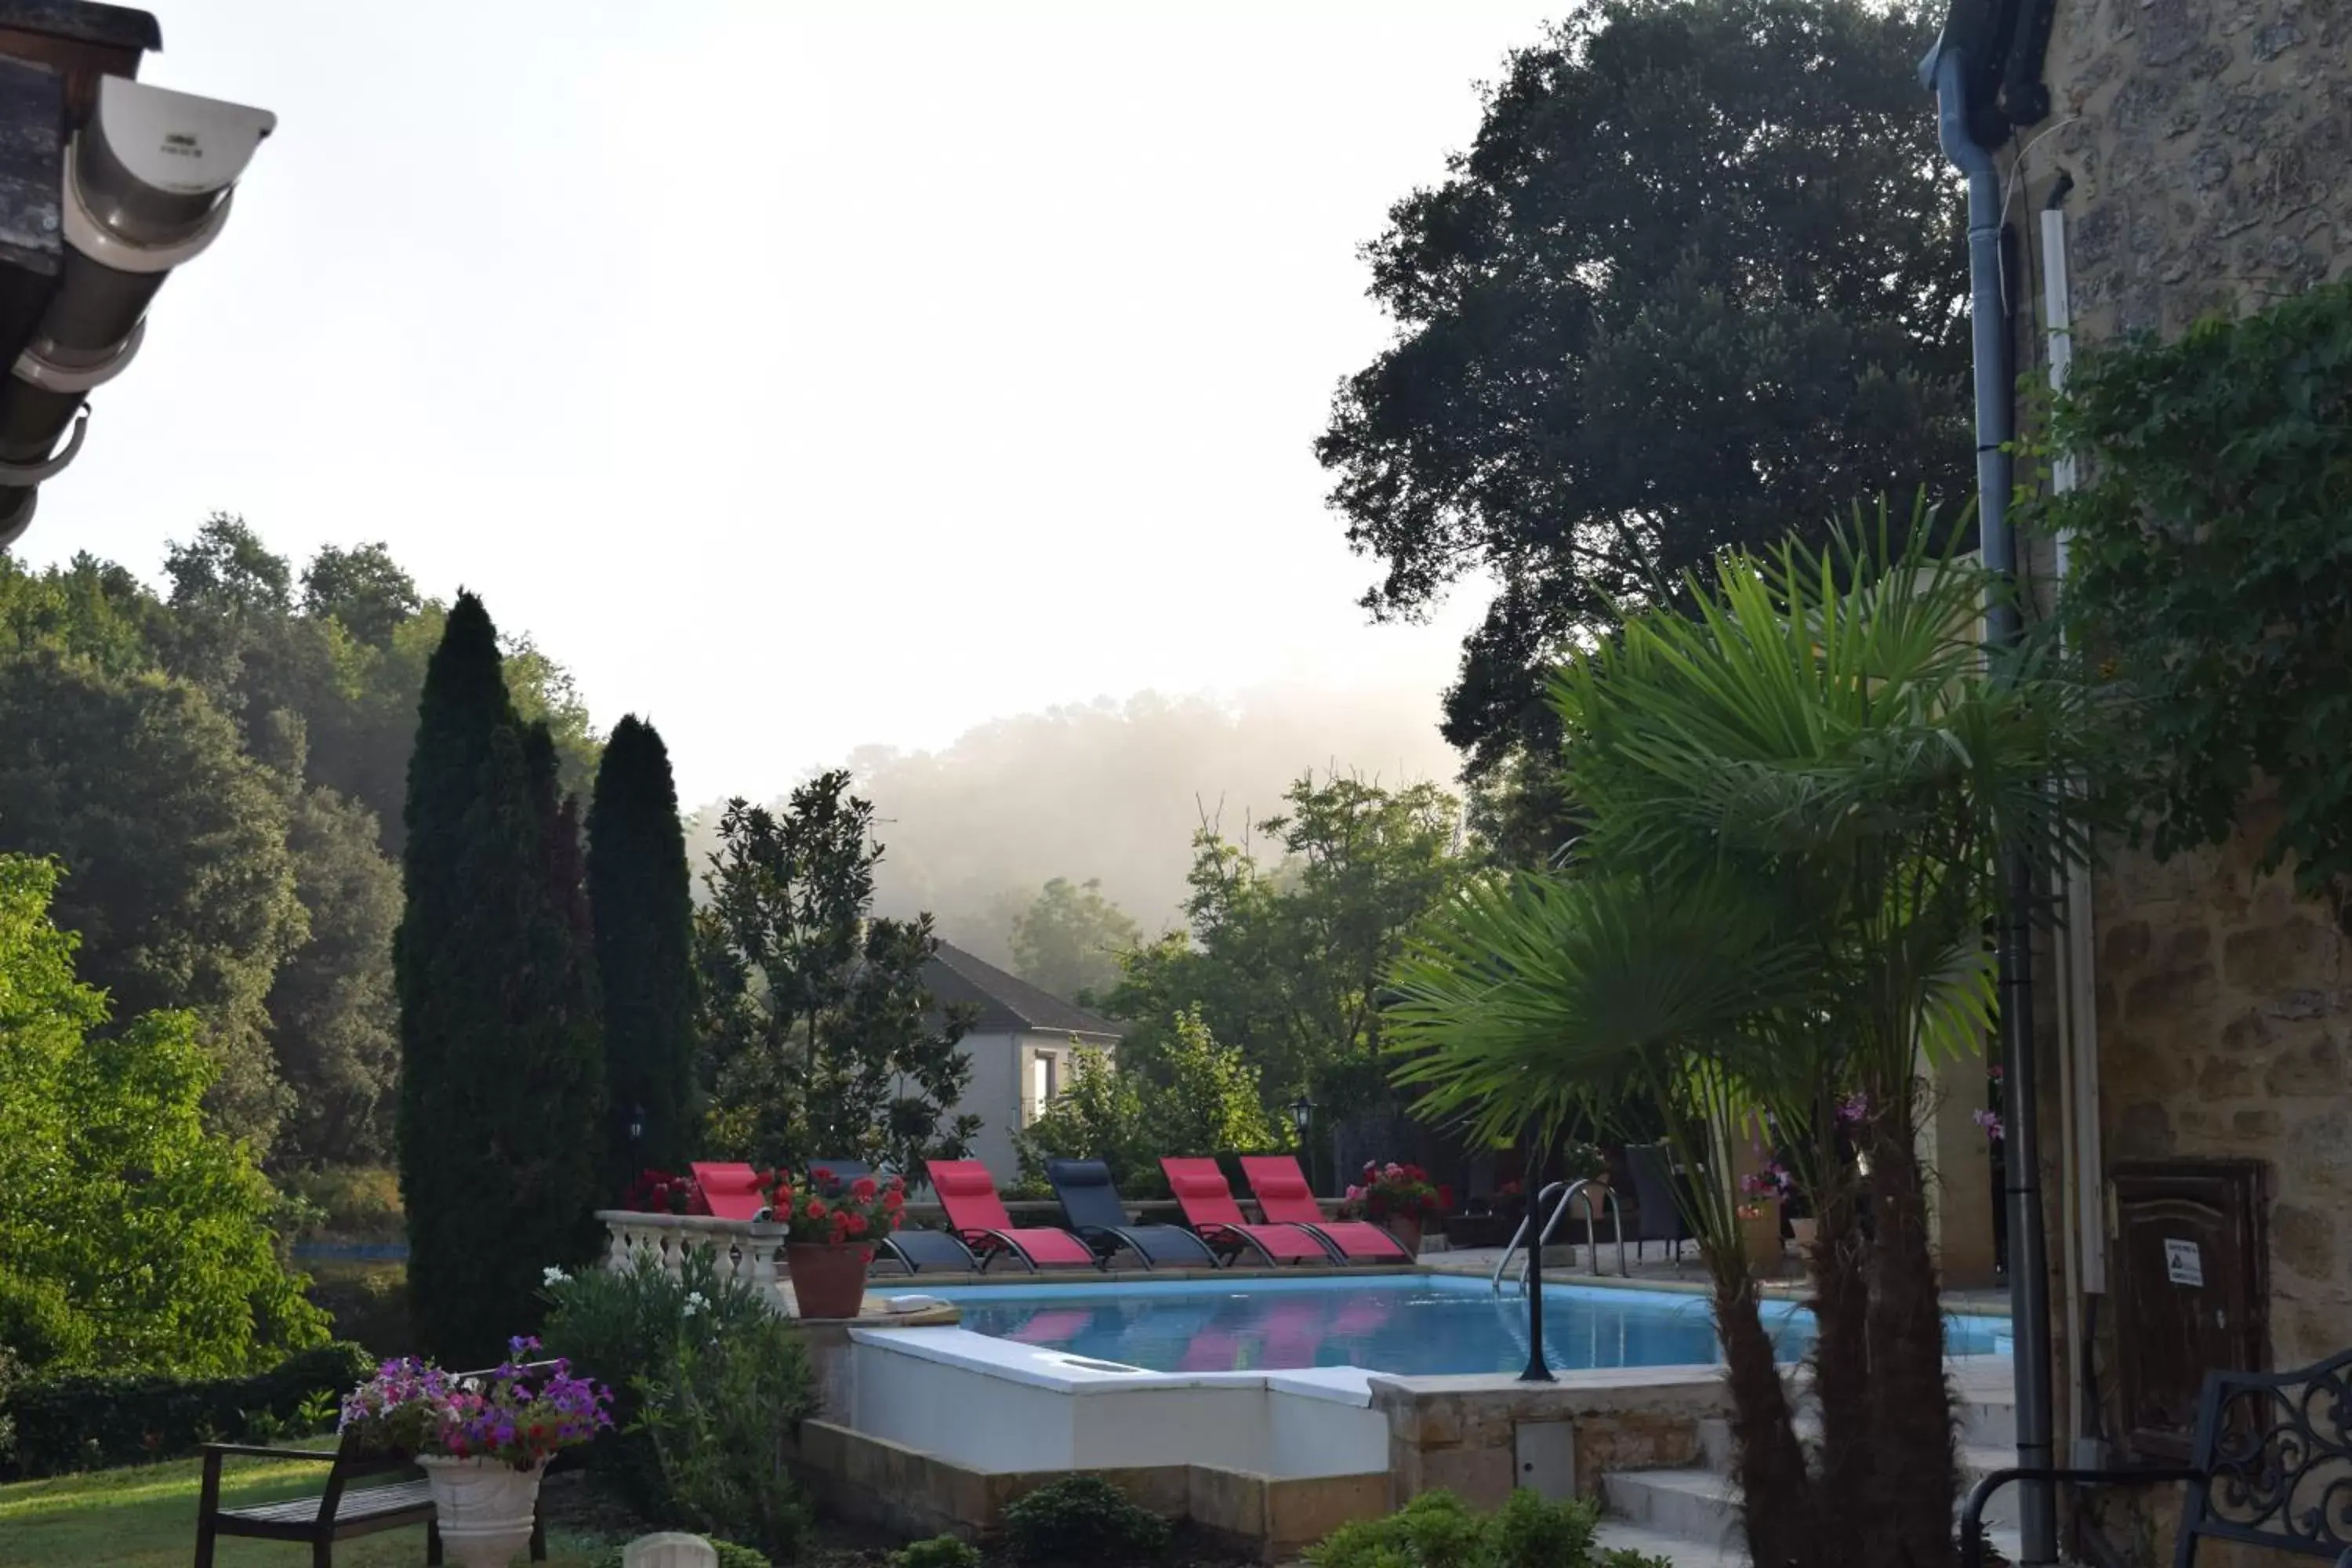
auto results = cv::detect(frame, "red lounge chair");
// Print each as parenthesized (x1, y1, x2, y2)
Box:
(689, 1162, 768, 1221)
(925, 1160, 1098, 1272)
(1160, 1157, 1328, 1265)
(1239, 1155, 1415, 1264)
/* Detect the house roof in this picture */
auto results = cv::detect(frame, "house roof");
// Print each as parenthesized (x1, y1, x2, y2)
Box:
(924, 940, 1127, 1041)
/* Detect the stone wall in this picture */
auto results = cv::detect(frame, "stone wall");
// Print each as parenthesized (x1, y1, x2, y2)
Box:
(1370, 1370, 1726, 1511)
(785, 1419, 1390, 1564)
(2089, 804, 2352, 1368)
(2029, 0, 2352, 345)
(2008, 0, 2352, 1556)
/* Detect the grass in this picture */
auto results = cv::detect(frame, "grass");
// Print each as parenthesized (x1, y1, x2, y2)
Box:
(0, 1446, 612, 1568)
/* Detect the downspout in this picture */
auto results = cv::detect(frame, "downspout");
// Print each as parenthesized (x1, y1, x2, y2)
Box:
(2041, 186, 2112, 1466)
(1930, 44, 2060, 1568)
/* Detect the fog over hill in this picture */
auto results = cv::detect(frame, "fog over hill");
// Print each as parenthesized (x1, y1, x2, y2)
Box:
(685, 685, 1464, 971)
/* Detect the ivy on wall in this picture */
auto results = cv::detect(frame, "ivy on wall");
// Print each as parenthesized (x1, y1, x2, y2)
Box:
(2044, 277, 2352, 902)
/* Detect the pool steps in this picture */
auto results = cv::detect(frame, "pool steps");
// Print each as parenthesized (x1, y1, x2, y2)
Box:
(1592, 1388, 2024, 1566)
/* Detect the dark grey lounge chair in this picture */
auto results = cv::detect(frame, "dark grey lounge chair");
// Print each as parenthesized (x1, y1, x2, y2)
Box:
(1046, 1158, 1221, 1269)
(1622, 1142, 1700, 1267)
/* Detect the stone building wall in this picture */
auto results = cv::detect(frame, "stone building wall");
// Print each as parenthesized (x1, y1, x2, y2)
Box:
(2002, 0, 2352, 1553)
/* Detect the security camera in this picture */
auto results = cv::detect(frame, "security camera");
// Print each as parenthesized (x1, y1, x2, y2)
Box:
(0, 5, 273, 550)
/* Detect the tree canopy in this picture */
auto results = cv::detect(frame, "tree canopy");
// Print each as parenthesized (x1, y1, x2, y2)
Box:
(0, 854, 326, 1375)
(0, 653, 303, 1150)
(694, 773, 979, 1172)
(1011, 877, 1141, 1004)
(396, 593, 605, 1363)
(590, 715, 701, 1189)
(0, 527, 601, 1169)
(1098, 772, 1465, 1115)
(1318, 0, 1970, 772)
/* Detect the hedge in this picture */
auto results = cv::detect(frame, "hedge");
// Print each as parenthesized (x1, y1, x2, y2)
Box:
(0, 1341, 374, 1479)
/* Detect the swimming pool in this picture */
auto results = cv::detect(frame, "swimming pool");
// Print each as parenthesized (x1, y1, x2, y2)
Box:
(924, 1273, 2008, 1377)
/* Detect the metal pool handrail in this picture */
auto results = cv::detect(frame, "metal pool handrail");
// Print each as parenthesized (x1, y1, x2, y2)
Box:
(1489, 1178, 1625, 1292)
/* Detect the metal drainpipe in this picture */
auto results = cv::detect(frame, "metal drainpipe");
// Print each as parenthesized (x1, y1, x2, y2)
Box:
(1931, 45, 2059, 1568)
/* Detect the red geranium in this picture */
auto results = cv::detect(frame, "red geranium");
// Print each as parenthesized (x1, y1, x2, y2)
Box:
(620, 1168, 699, 1215)
(1341, 1160, 1444, 1221)
(765, 1168, 908, 1247)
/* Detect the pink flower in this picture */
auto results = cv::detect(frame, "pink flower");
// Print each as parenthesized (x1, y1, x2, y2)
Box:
(1345, 1185, 1364, 1202)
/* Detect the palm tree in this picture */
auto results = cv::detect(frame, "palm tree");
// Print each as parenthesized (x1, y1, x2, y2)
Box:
(1388, 502, 2107, 1568)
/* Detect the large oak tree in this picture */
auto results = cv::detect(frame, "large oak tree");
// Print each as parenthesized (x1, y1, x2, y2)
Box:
(1319, 0, 1970, 774)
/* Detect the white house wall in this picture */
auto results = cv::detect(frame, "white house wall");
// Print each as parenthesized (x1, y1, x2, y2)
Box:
(957, 1029, 1022, 1181)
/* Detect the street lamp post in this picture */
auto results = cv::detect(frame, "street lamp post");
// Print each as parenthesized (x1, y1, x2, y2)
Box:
(1287, 1095, 1316, 1189)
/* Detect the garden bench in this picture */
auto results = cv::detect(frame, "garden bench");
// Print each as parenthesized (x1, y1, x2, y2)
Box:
(1962, 1344, 2352, 1568)
(192, 1363, 554, 1568)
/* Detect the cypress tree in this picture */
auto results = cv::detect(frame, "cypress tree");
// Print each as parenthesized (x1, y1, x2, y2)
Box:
(396, 593, 604, 1364)
(586, 715, 699, 1192)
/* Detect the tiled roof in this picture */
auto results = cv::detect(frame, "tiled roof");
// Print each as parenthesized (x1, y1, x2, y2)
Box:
(924, 940, 1126, 1040)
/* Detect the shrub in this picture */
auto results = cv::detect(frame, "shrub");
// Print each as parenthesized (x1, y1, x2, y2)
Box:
(281, 1165, 405, 1243)
(1004, 1474, 1172, 1566)
(891, 1537, 982, 1568)
(0, 1341, 374, 1479)
(1488, 1488, 1599, 1568)
(543, 1248, 815, 1555)
(1305, 1490, 1622, 1568)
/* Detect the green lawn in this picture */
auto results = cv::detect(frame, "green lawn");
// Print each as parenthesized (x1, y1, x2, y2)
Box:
(0, 1448, 612, 1568)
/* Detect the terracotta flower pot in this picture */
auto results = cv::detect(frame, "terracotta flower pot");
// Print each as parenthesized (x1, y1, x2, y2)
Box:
(418, 1455, 542, 1568)
(1384, 1214, 1425, 1258)
(787, 1241, 874, 1319)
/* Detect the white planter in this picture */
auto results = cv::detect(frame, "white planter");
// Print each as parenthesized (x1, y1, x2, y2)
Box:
(418, 1454, 543, 1568)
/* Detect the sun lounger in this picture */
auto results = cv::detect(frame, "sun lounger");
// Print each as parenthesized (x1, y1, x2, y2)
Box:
(1159, 1156, 1329, 1265)
(688, 1161, 769, 1220)
(926, 1160, 1099, 1272)
(1044, 1159, 1221, 1269)
(1239, 1155, 1415, 1264)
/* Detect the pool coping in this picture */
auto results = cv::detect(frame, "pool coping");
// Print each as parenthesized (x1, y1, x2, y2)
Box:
(878, 1257, 2016, 1321)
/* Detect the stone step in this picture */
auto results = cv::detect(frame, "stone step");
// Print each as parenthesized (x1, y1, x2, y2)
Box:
(1602, 1467, 1745, 1552)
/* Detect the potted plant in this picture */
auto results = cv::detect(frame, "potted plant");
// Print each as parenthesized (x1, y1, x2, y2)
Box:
(339, 1340, 610, 1568)
(1342, 1161, 1446, 1257)
(766, 1166, 908, 1319)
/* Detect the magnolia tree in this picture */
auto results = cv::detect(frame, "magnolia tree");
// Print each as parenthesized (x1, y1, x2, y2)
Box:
(695, 773, 979, 1172)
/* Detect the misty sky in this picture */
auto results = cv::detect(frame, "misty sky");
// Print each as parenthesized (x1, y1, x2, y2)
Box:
(19, 1, 1563, 806)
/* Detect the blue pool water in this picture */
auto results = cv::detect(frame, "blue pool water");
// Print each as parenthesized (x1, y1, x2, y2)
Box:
(925, 1274, 2008, 1377)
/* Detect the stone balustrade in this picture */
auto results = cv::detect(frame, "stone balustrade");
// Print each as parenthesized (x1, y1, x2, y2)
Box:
(594, 1210, 789, 1311)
